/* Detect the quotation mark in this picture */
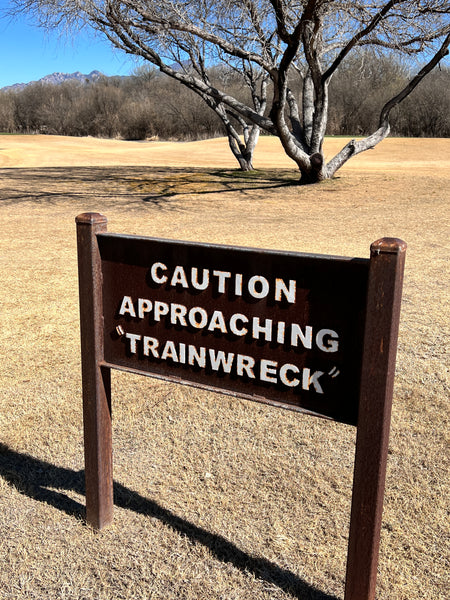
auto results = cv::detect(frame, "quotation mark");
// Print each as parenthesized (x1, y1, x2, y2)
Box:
(328, 366, 340, 378)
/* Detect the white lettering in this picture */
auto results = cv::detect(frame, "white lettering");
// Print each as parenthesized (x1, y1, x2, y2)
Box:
(161, 340, 178, 361)
(121, 332, 332, 396)
(260, 359, 278, 383)
(126, 332, 141, 353)
(209, 349, 235, 373)
(229, 313, 248, 336)
(143, 336, 159, 358)
(302, 368, 324, 394)
(137, 298, 152, 319)
(277, 321, 286, 344)
(119, 296, 136, 318)
(279, 364, 300, 387)
(191, 267, 209, 290)
(316, 329, 339, 353)
(291, 324, 313, 349)
(188, 306, 208, 329)
(235, 273, 243, 296)
(170, 303, 188, 326)
(213, 270, 231, 293)
(188, 345, 206, 368)
(252, 317, 272, 342)
(170, 265, 189, 288)
(150, 262, 168, 284)
(146, 265, 297, 305)
(208, 310, 228, 333)
(179, 343, 186, 363)
(248, 275, 270, 299)
(275, 278, 296, 303)
(237, 354, 255, 378)
(154, 301, 169, 321)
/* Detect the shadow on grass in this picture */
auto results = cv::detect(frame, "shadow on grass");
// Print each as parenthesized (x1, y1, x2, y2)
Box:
(0, 166, 300, 209)
(0, 443, 339, 600)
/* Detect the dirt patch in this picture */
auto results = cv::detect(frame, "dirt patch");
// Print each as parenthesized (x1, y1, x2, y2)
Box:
(0, 136, 448, 600)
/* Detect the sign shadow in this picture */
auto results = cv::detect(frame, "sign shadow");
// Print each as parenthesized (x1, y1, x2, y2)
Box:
(0, 444, 339, 600)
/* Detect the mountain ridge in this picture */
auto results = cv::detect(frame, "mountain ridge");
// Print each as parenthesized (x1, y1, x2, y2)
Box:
(1, 70, 104, 92)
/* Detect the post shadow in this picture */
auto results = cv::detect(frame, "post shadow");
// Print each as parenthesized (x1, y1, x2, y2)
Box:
(0, 443, 339, 600)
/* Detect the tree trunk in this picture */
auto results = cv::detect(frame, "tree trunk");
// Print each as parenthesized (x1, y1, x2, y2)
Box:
(302, 71, 314, 149)
(226, 133, 255, 171)
(299, 152, 326, 184)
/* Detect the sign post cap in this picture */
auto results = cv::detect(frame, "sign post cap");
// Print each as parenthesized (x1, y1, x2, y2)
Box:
(76, 212, 108, 225)
(371, 238, 407, 256)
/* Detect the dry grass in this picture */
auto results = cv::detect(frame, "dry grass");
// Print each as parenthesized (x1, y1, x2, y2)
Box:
(0, 135, 449, 600)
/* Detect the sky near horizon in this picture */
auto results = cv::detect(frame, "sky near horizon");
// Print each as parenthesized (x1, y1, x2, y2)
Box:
(0, 5, 140, 88)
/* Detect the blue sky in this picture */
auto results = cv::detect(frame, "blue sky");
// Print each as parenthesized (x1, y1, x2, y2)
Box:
(0, 6, 140, 88)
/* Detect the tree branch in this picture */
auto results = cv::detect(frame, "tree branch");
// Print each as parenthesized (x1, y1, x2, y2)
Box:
(322, 0, 406, 82)
(379, 31, 450, 126)
(326, 31, 450, 177)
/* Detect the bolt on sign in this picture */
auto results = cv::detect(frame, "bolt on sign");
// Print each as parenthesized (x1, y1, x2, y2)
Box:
(76, 213, 406, 600)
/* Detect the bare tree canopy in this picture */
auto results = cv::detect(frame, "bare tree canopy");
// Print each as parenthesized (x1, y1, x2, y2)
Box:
(8, 0, 450, 182)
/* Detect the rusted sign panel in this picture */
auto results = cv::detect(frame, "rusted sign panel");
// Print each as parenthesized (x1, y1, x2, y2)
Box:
(77, 214, 407, 600)
(99, 234, 369, 425)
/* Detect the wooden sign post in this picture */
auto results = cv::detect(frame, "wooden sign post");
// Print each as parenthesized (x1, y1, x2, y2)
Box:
(76, 212, 406, 600)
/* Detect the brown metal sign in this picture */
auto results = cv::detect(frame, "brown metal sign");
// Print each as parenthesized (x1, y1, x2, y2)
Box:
(76, 213, 406, 600)
(100, 234, 368, 425)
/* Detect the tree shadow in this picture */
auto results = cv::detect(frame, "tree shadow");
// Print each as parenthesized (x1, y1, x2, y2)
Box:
(0, 166, 300, 210)
(0, 443, 340, 600)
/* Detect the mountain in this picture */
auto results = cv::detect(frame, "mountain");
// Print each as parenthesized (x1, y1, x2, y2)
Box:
(1, 70, 104, 92)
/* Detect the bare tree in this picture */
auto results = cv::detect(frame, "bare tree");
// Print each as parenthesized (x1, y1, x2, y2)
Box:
(0, 92, 17, 133)
(161, 36, 268, 170)
(8, 0, 450, 182)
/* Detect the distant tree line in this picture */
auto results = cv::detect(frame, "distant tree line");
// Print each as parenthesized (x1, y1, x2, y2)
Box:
(1, 56, 449, 141)
(0, 68, 223, 140)
(327, 55, 450, 138)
